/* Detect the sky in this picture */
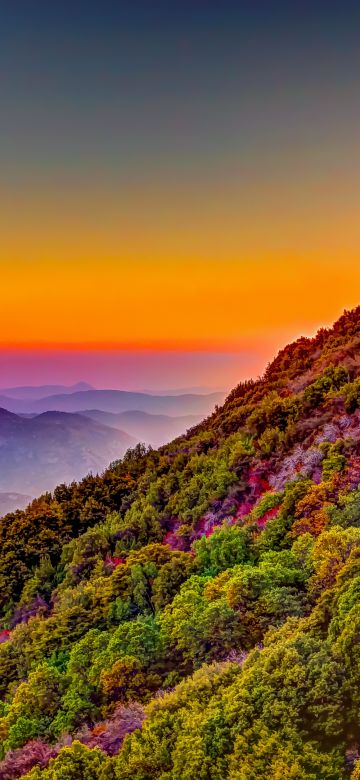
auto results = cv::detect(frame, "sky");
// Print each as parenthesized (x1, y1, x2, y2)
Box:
(1, 1, 360, 390)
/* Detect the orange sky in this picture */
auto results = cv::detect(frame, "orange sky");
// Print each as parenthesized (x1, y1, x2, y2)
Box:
(1, 177, 359, 350)
(1, 3, 360, 360)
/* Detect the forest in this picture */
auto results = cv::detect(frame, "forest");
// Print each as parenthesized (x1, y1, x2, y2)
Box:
(1, 307, 360, 778)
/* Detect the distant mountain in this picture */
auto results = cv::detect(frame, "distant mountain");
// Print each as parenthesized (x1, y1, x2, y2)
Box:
(81, 409, 201, 447)
(139, 386, 226, 396)
(0, 409, 136, 496)
(0, 492, 33, 515)
(0, 390, 224, 416)
(0, 382, 93, 400)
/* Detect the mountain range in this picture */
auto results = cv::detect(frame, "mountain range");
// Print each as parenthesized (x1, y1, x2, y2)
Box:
(81, 409, 200, 448)
(0, 382, 94, 400)
(0, 389, 223, 416)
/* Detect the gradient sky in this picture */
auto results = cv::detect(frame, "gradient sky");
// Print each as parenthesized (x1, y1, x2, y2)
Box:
(1, 1, 360, 389)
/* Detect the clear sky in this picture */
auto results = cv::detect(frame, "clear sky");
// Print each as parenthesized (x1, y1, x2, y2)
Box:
(1, 1, 359, 388)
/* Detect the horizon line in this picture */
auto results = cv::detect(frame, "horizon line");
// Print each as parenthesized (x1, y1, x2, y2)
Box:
(0, 339, 265, 354)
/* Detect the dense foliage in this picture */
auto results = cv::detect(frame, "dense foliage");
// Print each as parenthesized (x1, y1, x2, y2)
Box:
(2, 307, 360, 778)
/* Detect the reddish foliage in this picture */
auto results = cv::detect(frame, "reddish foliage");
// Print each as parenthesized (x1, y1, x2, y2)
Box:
(235, 468, 271, 520)
(0, 739, 57, 780)
(257, 506, 279, 528)
(0, 705, 146, 779)
(82, 702, 145, 756)
(236, 501, 254, 519)
(342, 456, 360, 491)
(105, 556, 126, 568)
(164, 524, 188, 551)
(248, 471, 271, 493)
(164, 529, 180, 550)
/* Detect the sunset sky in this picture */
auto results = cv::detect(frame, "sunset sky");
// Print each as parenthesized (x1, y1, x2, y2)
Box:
(1, 1, 360, 389)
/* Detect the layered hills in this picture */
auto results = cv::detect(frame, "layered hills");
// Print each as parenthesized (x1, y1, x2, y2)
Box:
(0, 383, 94, 401)
(0, 409, 135, 496)
(81, 409, 200, 448)
(1, 307, 360, 778)
(0, 389, 223, 416)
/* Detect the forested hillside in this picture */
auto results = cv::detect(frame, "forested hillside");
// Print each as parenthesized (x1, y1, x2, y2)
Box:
(2, 307, 360, 779)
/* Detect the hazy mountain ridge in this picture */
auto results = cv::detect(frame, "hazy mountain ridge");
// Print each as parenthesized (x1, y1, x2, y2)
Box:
(1, 308, 360, 778)
(81, 409, 201, 447)
(0, 409, 136, 496)
(0, 382, 93, 400)
(0, 389, 224, 416)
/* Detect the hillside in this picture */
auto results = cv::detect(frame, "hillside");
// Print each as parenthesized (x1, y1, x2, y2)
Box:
(1, 307, 360, 778)
(0, 410, 136, 496)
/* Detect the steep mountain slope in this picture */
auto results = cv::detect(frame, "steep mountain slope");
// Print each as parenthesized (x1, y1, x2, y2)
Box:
(1, 307, 360, 779)
(82, 409, 201, 447)
(0, 410, 136, 496)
